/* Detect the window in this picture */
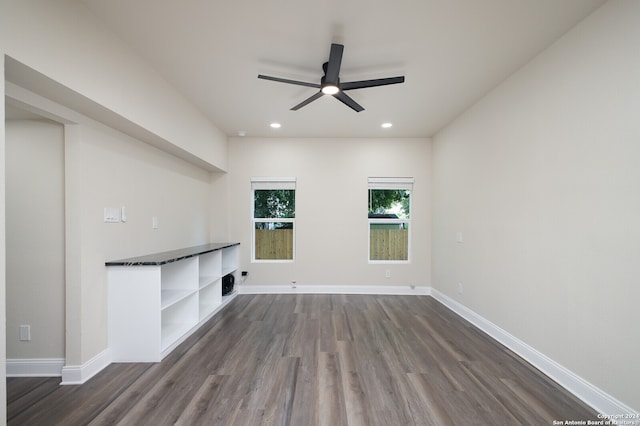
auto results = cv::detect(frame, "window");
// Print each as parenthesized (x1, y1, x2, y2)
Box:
(368, 177, 413, 262)
(251, 177, 296, 262)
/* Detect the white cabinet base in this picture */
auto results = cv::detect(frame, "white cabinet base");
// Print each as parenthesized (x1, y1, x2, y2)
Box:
(107, 243, 239, 363)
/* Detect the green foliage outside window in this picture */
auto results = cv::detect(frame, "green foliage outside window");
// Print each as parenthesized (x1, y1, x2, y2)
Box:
(254, 189, 295, 229)
(368, 189, 410, 219)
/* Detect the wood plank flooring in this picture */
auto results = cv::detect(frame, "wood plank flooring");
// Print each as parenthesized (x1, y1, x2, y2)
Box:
(7, 294, 599, 425)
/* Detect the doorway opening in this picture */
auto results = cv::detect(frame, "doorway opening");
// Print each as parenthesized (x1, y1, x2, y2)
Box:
(5, 101, 66, 376)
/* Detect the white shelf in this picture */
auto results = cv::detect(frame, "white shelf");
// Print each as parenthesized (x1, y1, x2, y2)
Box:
(221, 267, 236, 277)
(222, 291, 236, 304)
(161, 289, 197, 310)
(201, 291, 238, 322)
(161, 257, 198, 292)
(107, 243, 239, 362)
(161, 322, 194, 352)
(222, 245, 239, 275)
(199, 303, 216, 321)
(199, 275, 220, 290)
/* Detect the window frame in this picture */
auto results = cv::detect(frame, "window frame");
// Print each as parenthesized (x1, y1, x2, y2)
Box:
(367, 177, 413, 263)
(251, 177, 296, 263)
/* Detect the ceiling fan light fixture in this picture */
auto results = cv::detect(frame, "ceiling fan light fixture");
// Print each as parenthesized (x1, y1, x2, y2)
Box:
(321, 84, 339, 95)
(258, 43, 405, 112)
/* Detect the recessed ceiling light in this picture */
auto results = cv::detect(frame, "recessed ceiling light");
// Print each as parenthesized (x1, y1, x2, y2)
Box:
(270, 122, 281, 129)
(381, 122, 393, 128)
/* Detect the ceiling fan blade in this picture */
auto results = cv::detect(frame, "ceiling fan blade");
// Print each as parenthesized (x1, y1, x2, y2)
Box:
(340, 76, 405, 91)
(258, 74, 321, 89)
(324, 44, 344, 84)
(290, 91, 324, 110)
(334, 91, 364, 112)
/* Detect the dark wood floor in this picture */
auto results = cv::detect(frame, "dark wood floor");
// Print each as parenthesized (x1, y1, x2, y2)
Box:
(7, 294, 599, 425)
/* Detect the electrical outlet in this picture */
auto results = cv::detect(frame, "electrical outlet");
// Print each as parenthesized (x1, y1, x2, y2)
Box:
(291, 281, 297, 288)
(385, 269, 391, 278)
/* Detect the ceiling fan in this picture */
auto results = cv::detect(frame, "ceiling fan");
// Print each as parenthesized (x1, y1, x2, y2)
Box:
(258, 43, 405, 112)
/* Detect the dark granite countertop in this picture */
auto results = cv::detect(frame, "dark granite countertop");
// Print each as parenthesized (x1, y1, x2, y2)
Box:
(105, 242, 239, 266)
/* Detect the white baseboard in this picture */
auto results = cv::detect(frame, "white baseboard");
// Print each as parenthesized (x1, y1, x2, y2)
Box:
(430, 288, 638, 419)
(60, 349, 112, 385)
(6, 358, 65, 377)
(238, 284, 431, 296)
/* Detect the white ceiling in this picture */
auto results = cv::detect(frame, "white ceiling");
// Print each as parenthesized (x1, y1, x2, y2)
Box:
(79, 0, 604, 139)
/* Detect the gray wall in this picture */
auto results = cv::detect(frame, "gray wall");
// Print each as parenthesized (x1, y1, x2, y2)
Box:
(6, 119, 65, 360)
(432, 0, 640, 410)
(227, 137, 431, 289)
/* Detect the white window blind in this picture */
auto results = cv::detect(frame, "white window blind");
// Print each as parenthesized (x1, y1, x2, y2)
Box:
(367, 177, 414, 190)
(251, 177, 296, 190)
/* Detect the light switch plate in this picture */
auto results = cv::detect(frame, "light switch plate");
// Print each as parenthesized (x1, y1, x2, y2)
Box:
(19, 325, 31, 341)
(104, 207, 120, 223)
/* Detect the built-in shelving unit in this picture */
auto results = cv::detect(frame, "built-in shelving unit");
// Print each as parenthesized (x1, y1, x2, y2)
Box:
(106, 243, 239, 362)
